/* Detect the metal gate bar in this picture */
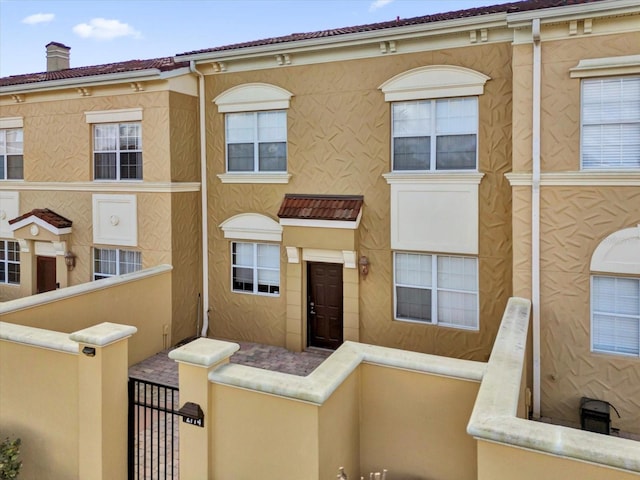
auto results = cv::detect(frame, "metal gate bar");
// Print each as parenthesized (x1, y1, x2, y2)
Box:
(128, 377, 179, 479)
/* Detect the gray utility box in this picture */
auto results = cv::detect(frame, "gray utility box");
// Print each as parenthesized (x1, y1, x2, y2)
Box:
(580, 397, 610, 435)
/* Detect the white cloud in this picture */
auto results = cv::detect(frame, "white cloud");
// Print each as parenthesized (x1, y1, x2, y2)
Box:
(369, 0, 394, 11)
(72, 18, 142, 40)
(22, 13, 55, 25)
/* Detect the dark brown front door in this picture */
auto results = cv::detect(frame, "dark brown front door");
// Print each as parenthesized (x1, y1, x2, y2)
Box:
(307, 262, 343, 350)
(37, 256, 57, 293)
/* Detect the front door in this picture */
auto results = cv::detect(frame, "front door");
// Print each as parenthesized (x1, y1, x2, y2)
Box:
(307, 262, 343, 349)
(37, 256, 57, 293)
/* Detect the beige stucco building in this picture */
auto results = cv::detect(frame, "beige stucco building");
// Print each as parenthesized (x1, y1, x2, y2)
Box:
(1, 0, 639, 436)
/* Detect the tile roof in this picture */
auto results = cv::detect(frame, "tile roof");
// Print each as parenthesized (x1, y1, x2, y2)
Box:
(278, 194, 364, 222)
(177, 0, 606, 57)
(0, 57, 188, 88)
(9, 208, 73, 229)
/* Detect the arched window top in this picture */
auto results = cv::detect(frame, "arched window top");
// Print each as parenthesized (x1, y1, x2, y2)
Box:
(591, 225, 640, 275)
(214, 83, 293, 113)
(219, 213, 282, 242)
(379, 65, 491, 102)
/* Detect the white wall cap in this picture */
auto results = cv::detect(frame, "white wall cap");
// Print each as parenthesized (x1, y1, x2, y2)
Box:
(0, 321, 78, 354)
(169, 337, 240, 367)
(70, 322, 137, 347)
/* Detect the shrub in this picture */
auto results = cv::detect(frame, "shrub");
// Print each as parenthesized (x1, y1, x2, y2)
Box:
(0, 437, 21, 480)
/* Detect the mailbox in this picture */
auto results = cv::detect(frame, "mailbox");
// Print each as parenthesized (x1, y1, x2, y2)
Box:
(178, 402, 204, 427)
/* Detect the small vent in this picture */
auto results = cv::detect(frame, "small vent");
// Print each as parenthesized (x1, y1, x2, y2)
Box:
(580, 397, 616, 435)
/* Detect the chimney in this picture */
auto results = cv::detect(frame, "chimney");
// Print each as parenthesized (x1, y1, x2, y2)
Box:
(46, 42, 71, 72)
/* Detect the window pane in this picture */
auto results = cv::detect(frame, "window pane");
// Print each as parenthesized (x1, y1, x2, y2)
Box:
(233, 242, 254, 266)
(258, 111, 286, 142)
(227, 113, 255, 143)
(119, 124, 141, 150)
(5, 129, 23, 154)
(6, 155, 23, 179)
(7, 242, 19, 262)
(120, 152, 142, 180)
(438, 291, 477, 328)
(436, 134, 476, 170)
(8, 263, 20, 284)
(94, 124, 118, 151)
(94, 248, 117, 277)
(393, 136, 430, 170)
(436, 97, 477, 134)
(119, 250, 142, 274)
(592, 276, 640, 356)
(396, 253, 431, 287)
(233, 267, 254, 292)
(228, 144, 254, 171)
(257, 244, 279, 268)
(0, 157, 4, 178)
(393, 101, 430, 137)
(258, 142, 286, 171)
(94, 153, 117, 179)
(582, 77, 640, 169)
(438, 256, 477, 291)
(397, 286, 432, 322)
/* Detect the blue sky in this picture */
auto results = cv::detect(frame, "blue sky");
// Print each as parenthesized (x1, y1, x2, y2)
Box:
(0, 0, 507, 77)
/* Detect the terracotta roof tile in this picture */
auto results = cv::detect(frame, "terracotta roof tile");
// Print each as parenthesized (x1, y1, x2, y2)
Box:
(278, 194, 363, 221)
(9, 208, 73, 229)
(177, 0, 606, 57)
(0, 57, 188, 88)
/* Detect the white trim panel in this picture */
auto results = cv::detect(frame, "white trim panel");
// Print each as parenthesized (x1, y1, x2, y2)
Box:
(505, 172, 640, 186)
(570, 54, 640, 78)
(220, 213, 282, 242)
(214, 83, 293, 113)
(379, 65, 490, 102)
(0, 117, 23, 129)
(85, 108, 143, 124)
(217, 173, 291, 184)
(92, 194, 138, 246)
(591, 225, 640, 275)
(0, 181, 200, 193)
(390, 182, 479, 254)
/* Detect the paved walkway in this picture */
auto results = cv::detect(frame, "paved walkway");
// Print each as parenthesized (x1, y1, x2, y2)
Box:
(128, 338, 332, 387)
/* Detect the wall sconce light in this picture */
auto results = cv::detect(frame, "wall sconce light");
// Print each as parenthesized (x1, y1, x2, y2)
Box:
(359, 255, 369, 276)
(82, 346, 96, 357)
(64, 251, 76, 271)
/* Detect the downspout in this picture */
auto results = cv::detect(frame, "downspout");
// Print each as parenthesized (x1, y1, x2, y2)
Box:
(190, 60, 210, 337)
(531, 18, 541, 419)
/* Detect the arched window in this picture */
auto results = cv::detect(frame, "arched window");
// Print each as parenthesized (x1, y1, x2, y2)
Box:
(590, 226, 640, 357)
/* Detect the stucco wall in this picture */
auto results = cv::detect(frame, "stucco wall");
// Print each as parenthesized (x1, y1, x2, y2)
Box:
(0, 341, 79, 479)
(206, 42, 513, 360)
(511, 31, 640, 434)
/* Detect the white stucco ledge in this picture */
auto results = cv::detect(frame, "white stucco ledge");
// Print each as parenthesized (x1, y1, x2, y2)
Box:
(169, 337, 240, 367)
(467, 297, 640, 473)
(0, 321, 78, 354)
(69, 322, 137, 347)
(209, 340, 485, 405)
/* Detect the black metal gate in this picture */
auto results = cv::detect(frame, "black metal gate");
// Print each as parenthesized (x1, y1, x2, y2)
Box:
(128, 377, 179, 479)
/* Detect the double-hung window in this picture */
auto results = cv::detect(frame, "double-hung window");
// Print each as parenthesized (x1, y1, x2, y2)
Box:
(93, 247, 141, 280)
(226, 111, 286, 172)
(394, 252, 478, 329)
(93, 123, 142, 180)
(231, 242, 280, 295)
(0, 128, 24, 180)
(591, 276, 639, 357)
(392, 97, 477, 171)
(581, 76, 640, 169)
(0, 240, 20, 285)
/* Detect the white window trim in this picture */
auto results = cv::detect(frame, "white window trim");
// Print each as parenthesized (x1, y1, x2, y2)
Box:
(219, 213, 282, 242)
(85, 108, 143, 124)
(92, 122, 143, 181)
(230, 241, 280, 296)
(570, 54, 640, 79)
(591, 225, 640, 275)
(0, 127, 24, 181)
(379, 65, 490, 102)
(214, 83, 293, 113)
(0, 117, 23, 129)
(393, 252, 479, 330)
